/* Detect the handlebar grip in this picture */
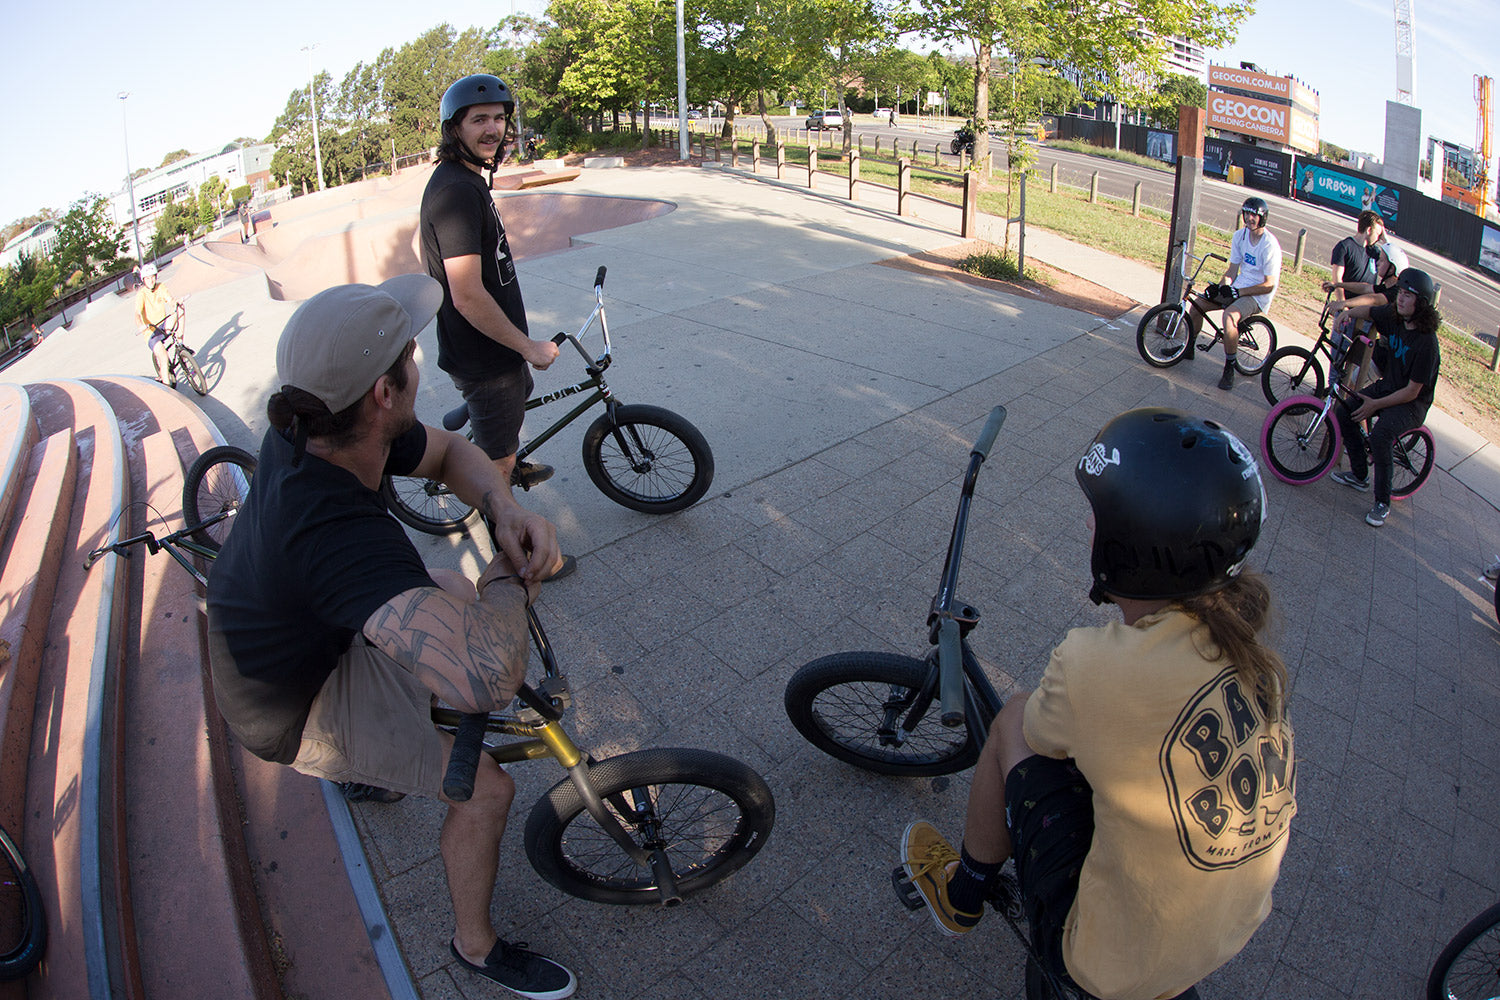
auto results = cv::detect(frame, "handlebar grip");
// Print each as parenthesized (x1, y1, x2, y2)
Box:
(971, 405, 1007, 460)
(442, 713, 488, 802)
(552, 332, 567, 344)
(594, 266, 607, 288)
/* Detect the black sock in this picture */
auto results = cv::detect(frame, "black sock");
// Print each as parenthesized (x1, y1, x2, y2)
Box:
(948, 843, 1004, 914)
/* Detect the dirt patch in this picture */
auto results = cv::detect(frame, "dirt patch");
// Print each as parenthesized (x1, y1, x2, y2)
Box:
(879, 241, 1137, 321)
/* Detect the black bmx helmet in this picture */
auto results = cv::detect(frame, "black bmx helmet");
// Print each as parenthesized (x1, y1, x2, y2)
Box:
(440, 74, 515, 125)
(1396, 267, 1437, 306)
(1241, 195, 1270, 228)
(1075, 408, 1265, 605)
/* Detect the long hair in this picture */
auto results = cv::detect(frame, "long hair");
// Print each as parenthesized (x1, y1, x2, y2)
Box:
(1410, 299, 1441, 337)
(1177, 571, 1288, 722)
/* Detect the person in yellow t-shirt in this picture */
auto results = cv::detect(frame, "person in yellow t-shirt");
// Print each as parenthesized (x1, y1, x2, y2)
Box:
(134, 264, 178, 386)
(901, 408, 1295, 1000)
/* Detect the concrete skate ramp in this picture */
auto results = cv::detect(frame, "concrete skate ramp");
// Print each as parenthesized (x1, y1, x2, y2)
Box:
(198, 184, 674, 301)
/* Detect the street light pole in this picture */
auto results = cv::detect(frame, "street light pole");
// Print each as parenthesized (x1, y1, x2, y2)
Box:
(117, 92, 144, 265)
(301, 44, 326, 191)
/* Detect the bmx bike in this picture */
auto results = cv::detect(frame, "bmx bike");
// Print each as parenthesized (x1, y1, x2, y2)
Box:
(1136, 240, 1278, 376)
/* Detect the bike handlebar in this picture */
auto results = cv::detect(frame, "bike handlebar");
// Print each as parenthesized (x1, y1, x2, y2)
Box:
(594, 266, 607, 289)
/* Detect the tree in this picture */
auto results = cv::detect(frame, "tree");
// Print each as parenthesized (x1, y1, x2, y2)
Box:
(51, 194, 126, 282)
(0, 252, 59, 327)
(1320, 140, 1349, 163)
(804, 0, 894, 154)
(902, 0, 1251, 171)
(159, 149, 192, 167)
(150, 195, 195, 258)
(1145, 73, 1206, 129)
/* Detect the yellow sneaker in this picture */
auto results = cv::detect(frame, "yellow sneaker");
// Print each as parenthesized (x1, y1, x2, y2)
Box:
(900, 820, 981, 936)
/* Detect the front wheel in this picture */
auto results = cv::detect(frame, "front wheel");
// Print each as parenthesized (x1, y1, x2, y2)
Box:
(1233, 315, 1278, 375)
(1260, 398, 1339, 485)
(0, 825, 46, 981)
(1425, 900, 1500, 1000)
(1136, 303, 1191, 368)
(174, 346, 208, 395)
(1390, 426, 1435, 499)
(183, 445, 257, 552)
(1260, 346, 1325, 406)
(784, 652, 980, 776)
(524, 748, 774, 905)
(582, 404, 714, 514)
(379, 475, 477, 535)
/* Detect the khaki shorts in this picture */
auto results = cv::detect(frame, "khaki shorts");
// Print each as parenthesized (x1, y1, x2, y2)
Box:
(291, 637, 448, 797)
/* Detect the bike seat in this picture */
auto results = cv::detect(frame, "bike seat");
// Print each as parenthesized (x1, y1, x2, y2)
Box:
(442, 403, 470, 431)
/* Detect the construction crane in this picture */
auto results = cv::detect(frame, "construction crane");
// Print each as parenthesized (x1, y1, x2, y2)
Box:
(1392, 0, 1415, 104)
(1477, 75, 1494, 218)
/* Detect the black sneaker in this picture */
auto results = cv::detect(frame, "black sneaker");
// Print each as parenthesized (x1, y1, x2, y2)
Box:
(451, 939, 577, 1000)
(512, 461, 555, 490)
(337, 781, 406, 804)
(1217, 363, 1235, 390)
(540, 554, 577, 582)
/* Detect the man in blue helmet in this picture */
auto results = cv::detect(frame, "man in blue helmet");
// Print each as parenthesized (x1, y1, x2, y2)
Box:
(420, 74, 575, 580)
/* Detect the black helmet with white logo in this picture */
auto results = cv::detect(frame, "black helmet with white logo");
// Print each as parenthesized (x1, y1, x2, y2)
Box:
(1076, 408, 1265, 604)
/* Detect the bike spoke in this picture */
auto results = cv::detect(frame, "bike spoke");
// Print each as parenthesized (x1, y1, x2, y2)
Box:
(558, 781, 745, 887)
(811, 680, 969, 764)
(602, 424, 698, 503)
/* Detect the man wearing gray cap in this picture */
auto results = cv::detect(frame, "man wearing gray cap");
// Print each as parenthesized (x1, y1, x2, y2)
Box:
(206, 274, 576, 1000)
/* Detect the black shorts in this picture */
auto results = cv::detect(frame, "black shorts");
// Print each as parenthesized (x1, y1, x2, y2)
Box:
(1005, 755, 1095, 984)
(451, 367, 533, 460)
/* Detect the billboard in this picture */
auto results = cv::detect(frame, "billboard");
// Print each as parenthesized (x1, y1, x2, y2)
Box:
(1208, 66, 1292, 101)
(1208, 93, 1318, 153)
(1295, 163, 1402, 224)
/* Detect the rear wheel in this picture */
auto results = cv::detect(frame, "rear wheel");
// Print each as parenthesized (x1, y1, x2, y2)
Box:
(380, 475, 477, 535)
(783, 652, 979, 776)
(1260, 399, 1338, 485)
(1260, 346, 1325, 406)
(1136, 303, 1191, 368)
(183, 445, 256, 551)
(1389, 426, 1435, 499)
(1232, 315, 1278, 375)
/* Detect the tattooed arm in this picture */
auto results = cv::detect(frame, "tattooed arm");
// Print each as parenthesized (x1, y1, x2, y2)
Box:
(409, 422, 560, 585)
(361, 574, 532, 715)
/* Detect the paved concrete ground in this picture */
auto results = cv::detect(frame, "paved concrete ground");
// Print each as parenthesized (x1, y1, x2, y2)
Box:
(9, 163, 1499, 999)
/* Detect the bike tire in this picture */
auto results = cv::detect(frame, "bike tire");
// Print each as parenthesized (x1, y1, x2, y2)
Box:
(784, 652, 980, 776)
(183, 445, 257, 552)
(1260, 398, 1338, 486)
(379, 475, 477, 535)
(1233, 315, 1278, 375)
(523, 748, 774, 905)
(1425, 899, 1500, 1000)
(1136, 303, 1191, 368)
(1390, 426, 1435, 500)
(581, 404, 714, 514)
(175, 347, 208, 396)
(0, 825, 46, 981)
(1260, 346, 1326, 407)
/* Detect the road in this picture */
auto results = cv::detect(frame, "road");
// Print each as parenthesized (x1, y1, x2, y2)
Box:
(735, 114, 1500, 339)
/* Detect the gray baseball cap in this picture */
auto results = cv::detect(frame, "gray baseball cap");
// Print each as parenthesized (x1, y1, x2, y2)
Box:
(276, 274, 443, 413)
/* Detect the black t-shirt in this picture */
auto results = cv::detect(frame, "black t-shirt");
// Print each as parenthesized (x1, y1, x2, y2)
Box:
(420, 159, 529, 380)
(1367, 305, 1440, 408)
(1329, 236, 1377, 287)
(206, 424, 436, 763)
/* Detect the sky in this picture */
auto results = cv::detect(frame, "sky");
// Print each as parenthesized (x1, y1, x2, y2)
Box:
(1, 0, 1496, 227)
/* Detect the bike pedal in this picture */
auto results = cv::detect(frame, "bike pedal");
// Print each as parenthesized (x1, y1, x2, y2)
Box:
(891, 866, 925, 911)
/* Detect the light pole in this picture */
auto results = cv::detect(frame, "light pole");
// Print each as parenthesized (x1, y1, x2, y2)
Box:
(301, 44, 326, 191)
(117, 92, 144, 265)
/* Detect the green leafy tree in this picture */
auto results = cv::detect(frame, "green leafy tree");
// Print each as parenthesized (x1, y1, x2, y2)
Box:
(384, 25, 491, 157)
(1145, 73, 1206, 128)
(159, 149, 193, 167)
(902, 0, 1251, 171)
(0, 252, 60, 327)
(1320, 140, 1349, 163)
(51, 194, 126, 283)
(1, 209, 60, 254)
(149, 195, 195, 258)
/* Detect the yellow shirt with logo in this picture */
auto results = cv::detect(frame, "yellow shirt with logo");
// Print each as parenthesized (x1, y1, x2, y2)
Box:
(135, 283, 174, 332)
(1024, 608, 1295, 1000)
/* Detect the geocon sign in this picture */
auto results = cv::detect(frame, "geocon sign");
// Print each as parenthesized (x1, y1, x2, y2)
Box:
(1208, 93, 1318, 152)
(1208, 66, 1291, 100)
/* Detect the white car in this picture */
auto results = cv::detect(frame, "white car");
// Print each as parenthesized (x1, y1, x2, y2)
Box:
(805, 109, 844, 130)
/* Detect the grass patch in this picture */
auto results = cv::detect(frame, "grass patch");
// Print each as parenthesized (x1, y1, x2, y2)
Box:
(958, 247, 1032, 283)
(1046, 140, 1173, 173)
